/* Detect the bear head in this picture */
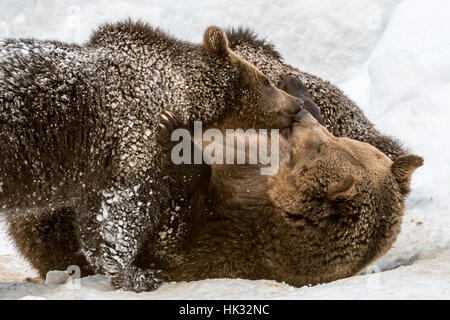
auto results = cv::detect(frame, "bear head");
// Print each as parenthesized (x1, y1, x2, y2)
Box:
(267, 110, 423, 283)
(202, 26, 304, 129)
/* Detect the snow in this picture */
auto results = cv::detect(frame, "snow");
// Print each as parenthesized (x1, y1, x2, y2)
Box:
(1, 0, 449, 299)
(1, 251, 448, 300)
(0, 0, 401, 84)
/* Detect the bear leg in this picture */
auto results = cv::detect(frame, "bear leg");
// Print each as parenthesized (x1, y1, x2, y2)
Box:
(76, 181, 171, 292)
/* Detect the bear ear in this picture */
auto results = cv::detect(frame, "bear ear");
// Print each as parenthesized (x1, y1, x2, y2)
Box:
(391, 154, 424, 195)
(327, 175, 356, 201)
(203, 26, 229, 58)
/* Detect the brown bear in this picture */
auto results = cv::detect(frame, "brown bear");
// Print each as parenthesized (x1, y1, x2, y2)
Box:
(150, 109, 423, 287)
(225, 28, 406, 160)
(0, 22, 304, 291)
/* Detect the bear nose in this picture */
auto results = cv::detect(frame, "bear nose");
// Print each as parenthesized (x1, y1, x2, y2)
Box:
(294, 109, 309, 122)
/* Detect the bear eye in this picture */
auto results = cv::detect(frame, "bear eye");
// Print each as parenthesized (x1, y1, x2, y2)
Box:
(317, 142, 324, 153)
(262, 78, 271, 87)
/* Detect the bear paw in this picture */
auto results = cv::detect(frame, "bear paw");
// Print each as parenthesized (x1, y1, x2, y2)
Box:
(111, 266, 171, 292)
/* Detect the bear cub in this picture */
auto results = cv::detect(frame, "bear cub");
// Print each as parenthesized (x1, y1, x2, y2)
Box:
(1, 22, 303, 292)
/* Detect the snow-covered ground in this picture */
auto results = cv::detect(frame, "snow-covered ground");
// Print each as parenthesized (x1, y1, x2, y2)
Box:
(0, 0, 449, 299)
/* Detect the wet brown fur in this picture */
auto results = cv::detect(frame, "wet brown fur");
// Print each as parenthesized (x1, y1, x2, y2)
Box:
(154, 112, 422, 287)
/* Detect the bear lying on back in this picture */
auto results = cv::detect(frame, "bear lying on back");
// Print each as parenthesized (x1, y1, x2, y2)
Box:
(153, 110, 422, 286)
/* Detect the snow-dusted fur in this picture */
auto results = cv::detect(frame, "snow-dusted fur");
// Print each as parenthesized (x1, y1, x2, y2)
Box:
(0, 21, 302, 292)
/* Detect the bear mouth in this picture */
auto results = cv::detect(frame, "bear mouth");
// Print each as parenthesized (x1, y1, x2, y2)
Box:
(294, 109, 324, 125)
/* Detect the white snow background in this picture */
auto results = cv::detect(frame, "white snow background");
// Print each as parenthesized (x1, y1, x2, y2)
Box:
(0, 0, 449, 299)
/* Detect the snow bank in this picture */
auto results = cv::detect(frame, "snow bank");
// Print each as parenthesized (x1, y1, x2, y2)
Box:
(1, 0, 449, 299)
(0, 0, 401, 83)
(340, 0, 450, 274)
(1, 251, 448, 299)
